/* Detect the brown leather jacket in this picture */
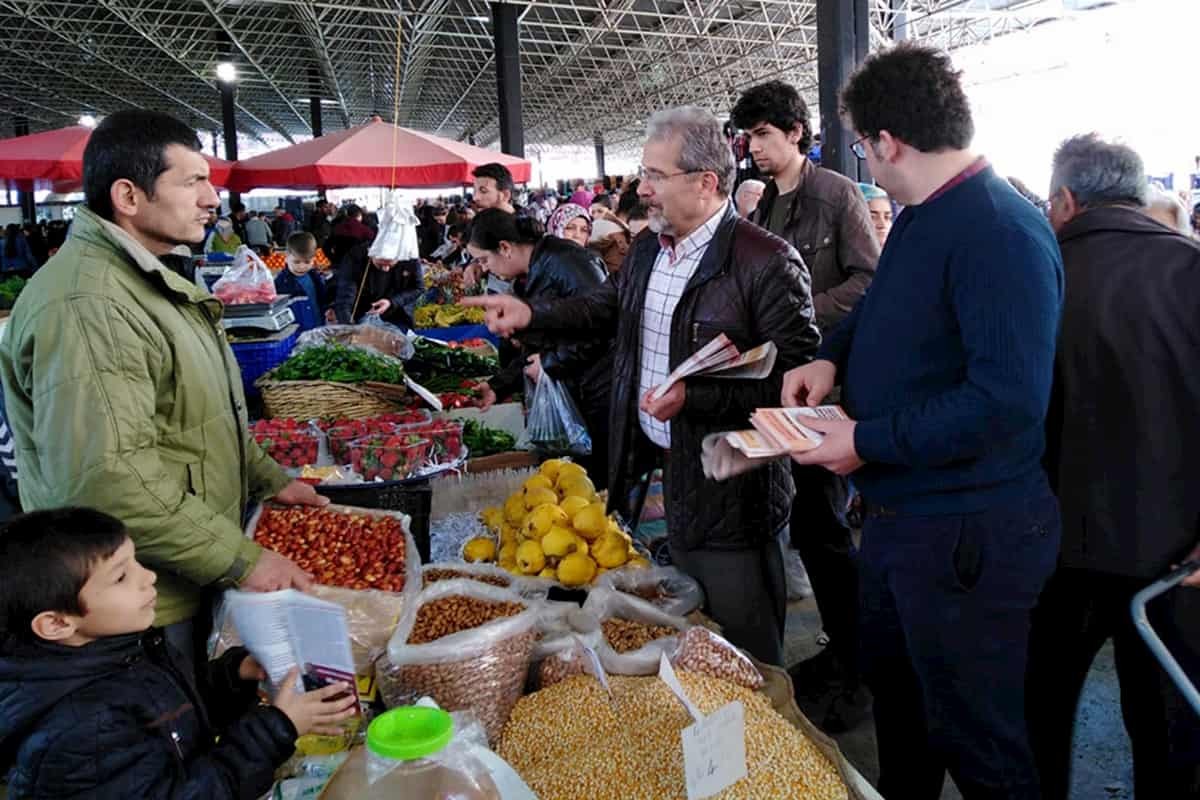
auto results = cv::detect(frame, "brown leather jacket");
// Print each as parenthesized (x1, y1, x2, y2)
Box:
(526, 204, 820, 552)
(752, 159, 879, 331)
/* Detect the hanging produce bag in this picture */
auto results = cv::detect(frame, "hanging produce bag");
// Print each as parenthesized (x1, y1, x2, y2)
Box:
(212, 246, 277, 305)
(368, 190, 421, 263)
(516, 374, 591, 456)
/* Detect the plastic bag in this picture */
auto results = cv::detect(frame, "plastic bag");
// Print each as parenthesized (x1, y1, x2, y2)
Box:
(670, 626, 764, 689)
(368, 191, 421, 263)
(295, 319, 414, 360)
(212, 245, 277, 305)
(594, 565, 705, 617)
(580, 587, 689, 675)
(535, 632, 607, 690)
(517, 373, 591, 456)
(379, 579, 540, 743)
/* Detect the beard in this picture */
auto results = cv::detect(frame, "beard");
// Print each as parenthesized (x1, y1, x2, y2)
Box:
(647, 207, 671, 236)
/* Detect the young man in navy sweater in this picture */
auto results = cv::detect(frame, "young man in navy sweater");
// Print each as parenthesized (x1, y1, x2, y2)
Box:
(783, 45, 1064, 800)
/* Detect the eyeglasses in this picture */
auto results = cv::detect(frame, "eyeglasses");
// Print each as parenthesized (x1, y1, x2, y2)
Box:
(850, 135, 871, 160)
(637, 165, 703, 186)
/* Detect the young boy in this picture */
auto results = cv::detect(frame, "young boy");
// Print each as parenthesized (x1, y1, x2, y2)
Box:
(274, 231, 330, 329)
(0, 508, 357, 799)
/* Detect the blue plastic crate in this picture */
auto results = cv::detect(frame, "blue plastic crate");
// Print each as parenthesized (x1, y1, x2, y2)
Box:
(413, 323, 499, 347)
(230, 324, 299, 401)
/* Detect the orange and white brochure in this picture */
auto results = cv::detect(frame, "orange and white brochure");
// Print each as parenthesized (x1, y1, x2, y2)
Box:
(724, 405, 849, 457)
(651, 334, 778, 401)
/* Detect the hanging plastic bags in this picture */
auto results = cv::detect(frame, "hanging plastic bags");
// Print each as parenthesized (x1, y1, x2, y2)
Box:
(369, 190, 421, 264)
(211, 246, 278, 305)
(516, 374, 591, 456)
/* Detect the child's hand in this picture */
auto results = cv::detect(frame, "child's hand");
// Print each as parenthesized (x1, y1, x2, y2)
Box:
(271, 668, 359, 737)
(238, 656, 268, 683)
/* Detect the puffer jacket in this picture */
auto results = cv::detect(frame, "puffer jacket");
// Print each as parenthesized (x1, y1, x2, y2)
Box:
(333, 242, 423, 327)
(0, 207, 291, 626)
(0, 631, 296, 799)
(752, 158, 879, 331)
(528, 204, 820, 552)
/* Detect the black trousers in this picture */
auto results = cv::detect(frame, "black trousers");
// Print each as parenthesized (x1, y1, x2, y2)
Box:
(790, 464, 859, 679)
(859, 489, 1061, 800)
(1026, 567, 1200, 799)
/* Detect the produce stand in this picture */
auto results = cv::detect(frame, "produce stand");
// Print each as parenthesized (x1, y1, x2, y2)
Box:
(228, 324, 300, 402)
(415, 323, 499, 348)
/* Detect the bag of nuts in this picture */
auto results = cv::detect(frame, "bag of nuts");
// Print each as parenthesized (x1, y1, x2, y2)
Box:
(378, 579, 540, 744)
(535, 631, 606, 690)
(580, 587, 690, 676)
(594, 564, 705, 617)
(670, 626, 765, 689)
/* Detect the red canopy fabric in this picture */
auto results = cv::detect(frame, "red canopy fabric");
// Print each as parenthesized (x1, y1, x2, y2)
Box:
(0, 125, 233, 192)
(227, 118, 532, 192)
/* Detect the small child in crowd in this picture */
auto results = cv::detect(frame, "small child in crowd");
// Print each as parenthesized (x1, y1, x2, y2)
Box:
(274, 231, 331, 329)
(0, 507, 357, 799)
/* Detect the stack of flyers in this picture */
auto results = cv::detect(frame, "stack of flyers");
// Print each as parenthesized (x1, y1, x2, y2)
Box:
(650, 334, 778, 401)
(724, 405, 849, 458)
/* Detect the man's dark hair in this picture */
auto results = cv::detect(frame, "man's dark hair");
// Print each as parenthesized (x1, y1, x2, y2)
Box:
(472, 163, 515, 194)
(448, 223, 467, 240)
(83, 109, 203, 222)
(469, 208, 540, 251)
(0, 508, 128, 642)
(346, 204, 363, 219)
(730, 80, 814, 153)
(840, 44, 974, 153)
(287, 231, 318, 257)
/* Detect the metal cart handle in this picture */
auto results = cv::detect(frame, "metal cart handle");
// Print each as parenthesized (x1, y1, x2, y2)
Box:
(1131, 559, 1200, 717)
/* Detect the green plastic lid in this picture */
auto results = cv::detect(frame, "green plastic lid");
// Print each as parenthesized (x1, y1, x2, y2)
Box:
(367, 706, 454, 761)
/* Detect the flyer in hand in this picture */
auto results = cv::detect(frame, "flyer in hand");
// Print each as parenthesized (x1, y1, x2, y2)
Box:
(650, 334, 778, 401)
(723, 405, 849, 458)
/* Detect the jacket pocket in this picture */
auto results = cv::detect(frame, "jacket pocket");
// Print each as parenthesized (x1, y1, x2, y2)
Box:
(951, 525, 985, 593)
(690, 321, 749, 351)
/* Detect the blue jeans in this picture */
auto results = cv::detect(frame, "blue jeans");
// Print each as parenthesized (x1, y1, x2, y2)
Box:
(859, 487, 1061, 800)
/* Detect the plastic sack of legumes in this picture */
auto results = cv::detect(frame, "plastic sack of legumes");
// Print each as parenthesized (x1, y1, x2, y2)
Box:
(378, 579, 540, 744)
(669, 626, 764, 689)
(535, 631, 608, 690)
(580, 587, 690, 676)
(594, 564, 705, 617)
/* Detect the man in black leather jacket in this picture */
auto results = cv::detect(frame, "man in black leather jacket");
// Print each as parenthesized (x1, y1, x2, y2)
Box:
(466, 107, 819, 664)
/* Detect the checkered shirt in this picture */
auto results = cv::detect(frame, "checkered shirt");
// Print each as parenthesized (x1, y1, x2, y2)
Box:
(638, 202, 729, 448)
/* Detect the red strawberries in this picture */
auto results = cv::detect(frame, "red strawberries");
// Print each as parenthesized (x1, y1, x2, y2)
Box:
(252, 418, 319, 468)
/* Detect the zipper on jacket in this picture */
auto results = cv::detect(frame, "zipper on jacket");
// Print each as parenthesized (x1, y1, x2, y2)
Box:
(199, 303, 249, 513)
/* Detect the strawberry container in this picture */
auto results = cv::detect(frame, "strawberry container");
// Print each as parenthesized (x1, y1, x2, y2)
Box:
(348, 434, 432, 482)
(327, 420, 398, 464)
(397, 418, 465, 462)
(251, 419, 321, 469)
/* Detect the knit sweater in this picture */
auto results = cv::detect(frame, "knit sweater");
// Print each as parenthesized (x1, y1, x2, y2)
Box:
(819, 165, 1064, 515)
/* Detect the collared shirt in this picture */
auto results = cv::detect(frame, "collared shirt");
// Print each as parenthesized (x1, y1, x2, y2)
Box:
(924, 156, 990, 204)
(638, 201, 729, 448)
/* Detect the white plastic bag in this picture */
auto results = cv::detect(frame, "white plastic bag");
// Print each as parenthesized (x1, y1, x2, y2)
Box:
(581, 586, 690, 675)
(212, 245, 277, 305)
(369, 190, 420, 263)
(594, 565, 705, 617)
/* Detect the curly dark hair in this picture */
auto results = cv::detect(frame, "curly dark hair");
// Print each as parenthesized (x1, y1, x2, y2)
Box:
(840, 44, 973, 153)
(730, 80, 813, 154)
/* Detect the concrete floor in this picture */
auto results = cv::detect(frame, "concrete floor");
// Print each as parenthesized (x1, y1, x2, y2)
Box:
(783, 596, 1134, 800)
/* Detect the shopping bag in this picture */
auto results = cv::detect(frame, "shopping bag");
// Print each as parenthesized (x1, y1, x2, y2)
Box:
(517, 374, 592, 456)
(211, 246, 277, 305)
(369, 190, 421, 263)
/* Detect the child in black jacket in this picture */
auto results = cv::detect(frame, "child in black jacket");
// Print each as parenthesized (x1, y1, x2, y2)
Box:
(0, 508, 357, 799)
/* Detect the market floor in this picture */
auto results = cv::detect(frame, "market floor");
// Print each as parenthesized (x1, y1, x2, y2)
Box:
(783, 596, 1135, 800)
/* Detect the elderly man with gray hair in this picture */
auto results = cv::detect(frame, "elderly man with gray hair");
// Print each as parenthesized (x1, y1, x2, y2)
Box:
(465, 106, 820, 664)
(1029, 132, 1200, 798)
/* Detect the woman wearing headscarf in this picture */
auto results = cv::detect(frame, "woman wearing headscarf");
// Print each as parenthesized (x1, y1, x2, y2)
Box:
(203, 218, 243, 255)
(546, 202, 594, 249)
(466, 209, 613, 486)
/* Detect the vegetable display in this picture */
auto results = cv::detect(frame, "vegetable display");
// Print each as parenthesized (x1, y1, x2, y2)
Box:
(273, 343, 405, 384)
(463, 419, 517, 457)
(413, 303, 486, 328)
(406, 336, 498, 381)
(0, 276, 26, 309)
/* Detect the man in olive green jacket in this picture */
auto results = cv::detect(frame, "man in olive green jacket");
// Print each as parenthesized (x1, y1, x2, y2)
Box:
(0, 110, 324, 656)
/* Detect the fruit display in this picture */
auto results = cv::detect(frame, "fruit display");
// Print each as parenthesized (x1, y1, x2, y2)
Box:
(263, 248, 331, 271)
(396, 418, 464, 462)
(468, 459, 650, 585)
(315, 410, 431, 433)
(438, 383, 486, 409)
(252, 505, 410, 592)
(498, 672, 850, 800)
(412, 303, 487, 329)
(347, 433, 431, 481)
(250, 418, 320, 468)
(272, 343, 405, 384)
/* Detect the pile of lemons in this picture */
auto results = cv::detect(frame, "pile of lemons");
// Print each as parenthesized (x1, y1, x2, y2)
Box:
(463, 459, 650, 586)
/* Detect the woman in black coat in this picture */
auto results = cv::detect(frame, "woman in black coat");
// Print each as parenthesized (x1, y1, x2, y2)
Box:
(467, 209, 614, 485)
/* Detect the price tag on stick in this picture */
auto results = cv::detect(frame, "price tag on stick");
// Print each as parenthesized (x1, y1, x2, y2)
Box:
(682, 701, 748, 800)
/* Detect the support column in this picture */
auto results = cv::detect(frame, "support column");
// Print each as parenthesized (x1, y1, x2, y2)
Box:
(594, 132, 606, 182)
(492, 2, 524, 157)
(14, 117, 35, 223)
(221, 80, 240, 210)
(308, 66, 324, 138)
(817, 0, 870, 180)
(890, 0, 909, 41)
(211, 130, 220, 159)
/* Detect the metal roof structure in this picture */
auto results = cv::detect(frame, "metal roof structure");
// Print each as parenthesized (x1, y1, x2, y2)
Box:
(0, 0, 1071, 157)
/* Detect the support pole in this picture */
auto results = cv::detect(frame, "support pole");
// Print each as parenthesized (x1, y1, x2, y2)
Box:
(221, 80, 240, 210)
(492, 2, 524, 157)
(594, 132, 606, 183)
(14, 117, 35, 223)
(817, 0, 870, 180)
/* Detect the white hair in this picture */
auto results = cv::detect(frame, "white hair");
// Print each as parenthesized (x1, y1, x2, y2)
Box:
(645, 106, 736, 196)
(1145, 184, 1191, 235)
(735, 179, 766, 205)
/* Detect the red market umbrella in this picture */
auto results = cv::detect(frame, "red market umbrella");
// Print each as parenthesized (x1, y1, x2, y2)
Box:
(0, 125, 233, 192)
(227, 117, 531, 192)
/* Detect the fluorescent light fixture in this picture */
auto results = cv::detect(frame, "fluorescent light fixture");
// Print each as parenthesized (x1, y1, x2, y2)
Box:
(296, 98, 340, 105)
(78, 114, 97, 128)
(468, 15, 490, 22)
(216, 61, 237, 83)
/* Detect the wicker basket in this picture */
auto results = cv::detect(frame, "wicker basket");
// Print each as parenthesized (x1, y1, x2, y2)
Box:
(255, 373, 409, 420)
